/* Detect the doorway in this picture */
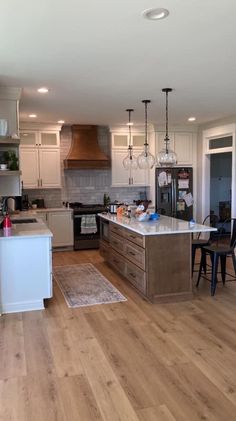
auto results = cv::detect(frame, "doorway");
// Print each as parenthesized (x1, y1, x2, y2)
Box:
(201, 123, 236, 222)
(210, 152, 232, 222)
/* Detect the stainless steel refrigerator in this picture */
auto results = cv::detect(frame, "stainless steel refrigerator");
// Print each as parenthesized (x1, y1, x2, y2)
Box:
(155, 167, 193, 221)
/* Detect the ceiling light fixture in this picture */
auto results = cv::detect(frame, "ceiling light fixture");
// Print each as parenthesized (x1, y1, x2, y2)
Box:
(188, 117, 196, 122)
(137, 100, 155, 170)
(123, 109, 138, 179)
(156, 88, 177, 167)
(29, 114, 37, 118)
(142, 8, 169, 20)
(57, 120, 65, 124)
(37, 87, 49, 93)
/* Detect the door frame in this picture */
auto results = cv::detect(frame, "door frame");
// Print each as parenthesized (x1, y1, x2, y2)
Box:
(201, 123, 235, 221)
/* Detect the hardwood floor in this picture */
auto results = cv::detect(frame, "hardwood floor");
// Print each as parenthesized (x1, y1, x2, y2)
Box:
(1, 249, 236, 420)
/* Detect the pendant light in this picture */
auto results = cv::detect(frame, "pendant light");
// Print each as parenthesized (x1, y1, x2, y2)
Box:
(123, 109, 138, 171)
(137, 100, 155, 169)
(157, 88, 177, 166)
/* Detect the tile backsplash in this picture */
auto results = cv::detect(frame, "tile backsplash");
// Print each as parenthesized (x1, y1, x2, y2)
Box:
(24, 125, 149, 207)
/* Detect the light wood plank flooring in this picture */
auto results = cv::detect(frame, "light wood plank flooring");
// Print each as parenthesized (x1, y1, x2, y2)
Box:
(1, 249, 236, 421)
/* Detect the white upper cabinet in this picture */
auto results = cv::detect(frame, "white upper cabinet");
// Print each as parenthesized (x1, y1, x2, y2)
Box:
(19, 124, 61, 189)
(20, 130, 59, 148)
(20, 147, 61, 189)
(156, 131, 195, 166)
(111, 132, 150, 187)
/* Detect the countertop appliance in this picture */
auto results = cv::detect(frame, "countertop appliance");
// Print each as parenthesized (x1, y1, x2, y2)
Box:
(155, 167, 193, 221)
(69, 202, 106, 250)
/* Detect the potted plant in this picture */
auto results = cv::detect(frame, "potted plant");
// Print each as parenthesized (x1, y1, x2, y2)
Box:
(3, 151, 19, 170)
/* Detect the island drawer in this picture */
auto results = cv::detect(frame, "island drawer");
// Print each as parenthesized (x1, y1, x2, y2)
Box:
(110, 223, 125, 238)
(124, 230, 145, 248)
(125, 261, 146, 294)
(125, 241, 145, 270)
(110, 232, 125, 254)
(110, 249, 125, 276)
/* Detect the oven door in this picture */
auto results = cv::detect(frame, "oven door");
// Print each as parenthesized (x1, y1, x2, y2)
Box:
(73, 213, 101, 250)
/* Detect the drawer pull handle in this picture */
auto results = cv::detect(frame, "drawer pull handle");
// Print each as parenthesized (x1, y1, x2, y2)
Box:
(128, 251, 136, 256)
(113, 259, 119, 264)
(129, 272, 136, 279)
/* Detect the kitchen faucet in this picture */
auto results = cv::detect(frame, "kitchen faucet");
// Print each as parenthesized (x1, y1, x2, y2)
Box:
(1, 196, 16, 215)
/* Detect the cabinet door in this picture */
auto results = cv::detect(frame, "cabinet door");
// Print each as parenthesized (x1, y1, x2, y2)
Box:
(39, 148, 61, 188)
(20, 131, 38, 147)
(112, 149, 132, 186)
(48, 211, 73, 247)
(20, 148, 39, 188)
(112, 134, 128, 148)
(112, 148, 150, 187)
(132, 153, 150, 186)
(40, 132, 60, 148)
(156, 132, 175, 153)
(36, 212, 48, 225)
(174, 132, 193, 165)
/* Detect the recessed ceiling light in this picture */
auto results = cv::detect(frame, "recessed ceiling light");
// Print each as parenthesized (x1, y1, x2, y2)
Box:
(188, 117, 196, 122)
(57, 120, 65, 124)
(142, 8, 169, 20)
(37, 87, 49, 93)
(126, 122, 133, 126)
(29, 114, 37, 118)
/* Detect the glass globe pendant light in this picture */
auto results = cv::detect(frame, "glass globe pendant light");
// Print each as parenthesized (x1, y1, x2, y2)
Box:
(123, 108, 138, 172)
(137, 100, 155, 169)
(157, 88, 177, 166)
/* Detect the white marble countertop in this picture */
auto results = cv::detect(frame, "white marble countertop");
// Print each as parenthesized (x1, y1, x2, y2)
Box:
(0, 214, 52, 240)
(22, 207, 73, 213)
(98, 213, 217, 236)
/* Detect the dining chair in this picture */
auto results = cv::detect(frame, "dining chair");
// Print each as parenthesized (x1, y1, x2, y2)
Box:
(196, 218, 236, 296)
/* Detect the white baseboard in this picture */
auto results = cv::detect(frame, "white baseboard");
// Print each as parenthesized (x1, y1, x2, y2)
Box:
(2, 300, 45, 314)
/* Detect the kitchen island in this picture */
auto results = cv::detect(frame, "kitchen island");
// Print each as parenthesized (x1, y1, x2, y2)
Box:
(99, 213, 216, 303)
(0, 215, 52, 314)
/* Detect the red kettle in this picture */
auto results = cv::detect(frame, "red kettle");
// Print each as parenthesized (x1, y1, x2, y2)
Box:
(3, 214, 12, 228)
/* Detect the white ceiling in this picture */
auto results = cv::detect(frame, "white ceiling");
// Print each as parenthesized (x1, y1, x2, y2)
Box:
(1, 0, 236, 127)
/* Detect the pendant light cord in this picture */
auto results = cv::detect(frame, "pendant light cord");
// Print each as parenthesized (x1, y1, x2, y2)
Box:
(126, 109, 134, 158)
(142, 100, 151, 156)
(165, 90, 169, 153)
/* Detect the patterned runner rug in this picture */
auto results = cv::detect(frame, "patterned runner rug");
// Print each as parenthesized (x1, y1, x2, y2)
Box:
(53, 263, 127, 308)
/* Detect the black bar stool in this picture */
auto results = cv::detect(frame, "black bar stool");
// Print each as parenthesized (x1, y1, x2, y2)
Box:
(196, 218, 236, 295)
(192, 214, 218, 275)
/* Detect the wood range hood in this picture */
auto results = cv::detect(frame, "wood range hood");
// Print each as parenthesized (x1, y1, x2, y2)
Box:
(64, 125, 110, 169)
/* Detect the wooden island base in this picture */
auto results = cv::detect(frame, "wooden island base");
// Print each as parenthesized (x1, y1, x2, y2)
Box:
(100, 218, 193, 303)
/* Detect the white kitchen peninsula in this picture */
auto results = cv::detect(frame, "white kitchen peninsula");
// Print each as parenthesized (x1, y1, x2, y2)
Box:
(99, 214, 216, 303)
(0, 217, 52, 314)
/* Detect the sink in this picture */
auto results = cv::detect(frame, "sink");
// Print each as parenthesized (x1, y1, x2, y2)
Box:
(11, 218, 38, 224)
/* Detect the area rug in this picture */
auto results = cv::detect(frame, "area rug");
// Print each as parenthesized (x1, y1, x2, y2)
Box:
(53, 263, 127, 308)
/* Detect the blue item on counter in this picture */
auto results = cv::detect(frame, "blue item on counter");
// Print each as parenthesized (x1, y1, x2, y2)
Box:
(189, 218, 196, 227)
(149, 213, 160, 221)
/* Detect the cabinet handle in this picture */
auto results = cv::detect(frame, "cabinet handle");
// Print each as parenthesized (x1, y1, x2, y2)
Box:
(113, 258, 119, 264)
(128, 251, 136, 256)
(37, 179, 40, 187)
(128, 272, 136, 279)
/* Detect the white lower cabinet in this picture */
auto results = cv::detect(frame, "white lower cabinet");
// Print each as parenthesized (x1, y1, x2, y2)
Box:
(47, 211, 73, 247)
(0, 236, 52, 314)
(37, 210, 73, 248)
(20, 147, 61, 188)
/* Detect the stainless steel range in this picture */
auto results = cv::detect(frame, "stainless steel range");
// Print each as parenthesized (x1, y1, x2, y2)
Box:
(70, 202, 106, 250)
